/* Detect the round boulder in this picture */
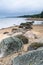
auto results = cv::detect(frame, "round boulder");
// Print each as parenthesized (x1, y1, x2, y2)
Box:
(0, 37, 23, 57)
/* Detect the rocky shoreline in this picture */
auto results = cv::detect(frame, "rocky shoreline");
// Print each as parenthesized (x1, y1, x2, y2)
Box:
(0, 24, 43, 65)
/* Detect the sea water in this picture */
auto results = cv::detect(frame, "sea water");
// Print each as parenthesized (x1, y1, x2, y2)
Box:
(0, 18, 42, 29)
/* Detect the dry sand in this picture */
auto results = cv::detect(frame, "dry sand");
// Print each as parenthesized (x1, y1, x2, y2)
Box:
(0, 25, 43, 65)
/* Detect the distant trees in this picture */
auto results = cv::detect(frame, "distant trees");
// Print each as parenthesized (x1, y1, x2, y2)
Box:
(40, 11, 43, 18)
(18, 11, 43, 18)
(31, 11, 43, 18)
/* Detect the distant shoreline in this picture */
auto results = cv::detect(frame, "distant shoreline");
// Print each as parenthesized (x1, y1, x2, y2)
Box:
(26, 18, 43, 21)
(0, 17, 43, 30)
(0, 22, 43, 30)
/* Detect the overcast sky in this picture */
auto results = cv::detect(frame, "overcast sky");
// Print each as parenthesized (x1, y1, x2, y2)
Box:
(0, 0, 43, 16)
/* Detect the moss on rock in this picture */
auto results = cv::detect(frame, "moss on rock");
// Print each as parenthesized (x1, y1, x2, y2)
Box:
(15, 35, 28, 44)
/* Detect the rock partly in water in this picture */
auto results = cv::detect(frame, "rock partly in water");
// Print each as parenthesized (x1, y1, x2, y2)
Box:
(0, 37, 23, 57)
(12, 48, 43, 65)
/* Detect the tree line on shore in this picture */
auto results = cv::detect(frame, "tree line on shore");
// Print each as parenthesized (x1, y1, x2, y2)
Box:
(18, 11, 43, 18)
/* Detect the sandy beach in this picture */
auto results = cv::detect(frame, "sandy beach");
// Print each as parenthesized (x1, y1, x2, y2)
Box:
(0, 24, 43, 65)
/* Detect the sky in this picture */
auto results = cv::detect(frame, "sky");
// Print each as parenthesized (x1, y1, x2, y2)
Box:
(0, 0, 43, 16)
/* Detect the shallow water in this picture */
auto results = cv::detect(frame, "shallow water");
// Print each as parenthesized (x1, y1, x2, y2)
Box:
(0, 18, 26, 29)
(0, 18, 42, 29)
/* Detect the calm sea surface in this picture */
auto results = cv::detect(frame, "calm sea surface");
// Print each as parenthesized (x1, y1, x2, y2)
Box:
(0, 18, 43, 29)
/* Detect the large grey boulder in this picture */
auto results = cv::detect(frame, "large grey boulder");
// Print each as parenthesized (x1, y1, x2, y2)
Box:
(12, 48, 43, 65)
(0, 37, 23, 57)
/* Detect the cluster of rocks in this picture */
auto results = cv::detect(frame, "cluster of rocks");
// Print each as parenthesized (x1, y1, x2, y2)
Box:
(0, 34, 29, 58)
(11, 34, 43, 65)
(0, 29, 43, 65)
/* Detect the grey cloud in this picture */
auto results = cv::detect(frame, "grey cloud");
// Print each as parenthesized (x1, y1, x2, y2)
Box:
(0, 0, 43, 16)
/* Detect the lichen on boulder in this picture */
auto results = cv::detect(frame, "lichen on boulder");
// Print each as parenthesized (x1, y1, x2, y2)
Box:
(0, 37, 23, 57)
(12, 48, 43, 65)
